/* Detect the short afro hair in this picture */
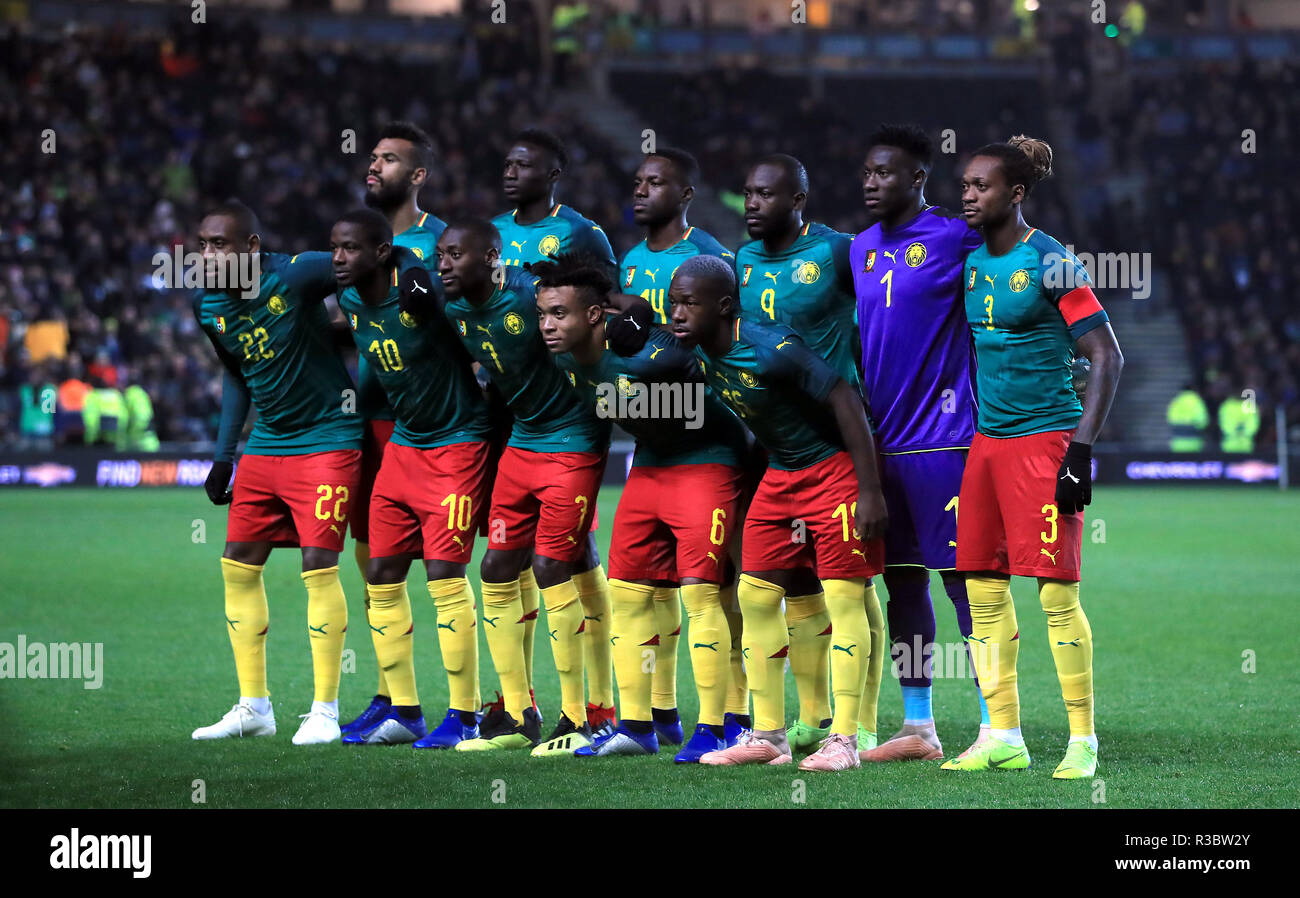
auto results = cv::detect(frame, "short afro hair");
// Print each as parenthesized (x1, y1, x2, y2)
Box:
(530, 252, 613, 307)
(377, 120, 435, 170)
(334, 207, 394, 247)
(646, 146, 700, 186)
(868, 123, 934, 169)
(751, 153, 809, 195)
(203, 198, 261, 238)
(513, 127, 568, 171)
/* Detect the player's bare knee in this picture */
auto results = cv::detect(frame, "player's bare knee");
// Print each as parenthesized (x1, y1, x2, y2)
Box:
(481, 549, 523, 584)
(425, 559, 467, 582)
(531, 554, 572, 589)
(223, 541, 270, 566)
(301, 547, 339, 573)
(367, 555, 409, 585)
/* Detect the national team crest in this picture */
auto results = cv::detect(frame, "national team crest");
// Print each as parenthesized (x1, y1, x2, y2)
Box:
(617, 375, 635, 396)
(215, 316, 226, 334)
(905, 242, 927, 267)
(348, 313, 358, 331)
(796, 261, 821, 285)
(741, 265, 752, 287)
(399, 311, 418, 328)
(566, 371, 576, 386)
(1009, 269, 1031, 292)
(739, 371, 759, 388)
(267, 294, 286, 315)
(538, 235, 561, 257)
(967, 267, 977, 291)
(863, 250, 876, 273)
(624, 266, 636, 288)
(504, 312, 525, 335)
(411, 247, 425, 260)
(457, 319, 467, 336)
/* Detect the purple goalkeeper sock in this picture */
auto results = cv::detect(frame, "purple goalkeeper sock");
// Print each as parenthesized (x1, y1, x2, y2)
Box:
(884, 571, 936, 689)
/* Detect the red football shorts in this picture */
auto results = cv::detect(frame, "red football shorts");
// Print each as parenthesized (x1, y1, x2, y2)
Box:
(955, 429, 1083, 581)
(351, 418, 396, 542)
(367, 440, 492, 564)
(608, 464, 744, 583)
(227, 450, 363, 551)
(741, 451, 884, 579)
(486, 446, 606, 561)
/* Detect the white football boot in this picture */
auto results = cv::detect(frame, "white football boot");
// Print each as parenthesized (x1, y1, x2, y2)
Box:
(292, 705, 341, 745)
(192, 701, 277, 740)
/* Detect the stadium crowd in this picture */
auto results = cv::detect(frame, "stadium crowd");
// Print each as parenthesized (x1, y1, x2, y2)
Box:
(0, 15, 632, 449)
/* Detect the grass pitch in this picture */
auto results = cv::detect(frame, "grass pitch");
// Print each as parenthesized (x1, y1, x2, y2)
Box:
(1, 486, 1296, 809)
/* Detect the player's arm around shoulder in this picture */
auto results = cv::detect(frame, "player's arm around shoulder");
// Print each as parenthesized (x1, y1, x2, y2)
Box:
(276, 250, 336, 303)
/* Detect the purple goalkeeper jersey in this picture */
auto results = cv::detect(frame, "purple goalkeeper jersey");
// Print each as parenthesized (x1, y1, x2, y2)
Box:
(851, 206, 984, 453)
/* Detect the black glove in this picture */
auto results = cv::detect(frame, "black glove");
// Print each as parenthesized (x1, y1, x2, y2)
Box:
(605, 303, 653, 356)
(205, 460, 234, 505)
(1054, 441, 1092, 514)
(397, 265, 435, 319)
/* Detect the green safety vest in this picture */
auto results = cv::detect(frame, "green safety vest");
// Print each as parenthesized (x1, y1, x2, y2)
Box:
(1167, 389, 1208, 452)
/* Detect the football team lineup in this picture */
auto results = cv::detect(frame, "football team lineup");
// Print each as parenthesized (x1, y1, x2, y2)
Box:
(187, 120, 1125, 778)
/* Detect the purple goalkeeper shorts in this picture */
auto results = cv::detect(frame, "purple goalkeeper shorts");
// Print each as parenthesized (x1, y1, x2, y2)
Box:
(880, 448, 967, 571)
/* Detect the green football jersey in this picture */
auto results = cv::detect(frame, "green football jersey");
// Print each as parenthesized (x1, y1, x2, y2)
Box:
(194, 251, 362, 460)
(735, 222, 861, 388)
(337, 253, 490, 451)
(493, 203, 616, 281)
(694, 319, 843, 472)
(358, 211, 448, 423)
(620, 226, 734, 325)
(964, 227, 1108, 438)
(556, 328, 747, 468)
(443, 266, 610, 454)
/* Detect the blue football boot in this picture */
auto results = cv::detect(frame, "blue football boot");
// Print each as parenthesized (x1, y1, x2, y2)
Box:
(342, 706, 427, 744)
(674, 723, 727, 763)
(414, 708, 480, 749)
(340, 695, 390, 736)
(574, 722, 659, 757)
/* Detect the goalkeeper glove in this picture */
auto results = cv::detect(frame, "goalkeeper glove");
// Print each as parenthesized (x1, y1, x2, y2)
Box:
(1054, 441, 1092, 514)
(205, 461, 234, 506)
(605, 303, 653, 356)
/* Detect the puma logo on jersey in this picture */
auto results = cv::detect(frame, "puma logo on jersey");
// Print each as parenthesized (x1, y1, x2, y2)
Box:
(238, 314, 255, 324)
(476, 324, 493, 336)
(510, 240, 527, 252)
(775, 339, 792, 350)
(762, 271, 779, 284)
(882, 249, 899, 263)
(984, 274, 997, 288)
(1041, 548, 1060, 564)
(650, 347, 664, 359)
(369, 321, 385, 333)
(644, 268, 659, 283)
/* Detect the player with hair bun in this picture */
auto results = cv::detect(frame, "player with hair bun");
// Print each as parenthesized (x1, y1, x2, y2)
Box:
(943, 136, 1124, 779)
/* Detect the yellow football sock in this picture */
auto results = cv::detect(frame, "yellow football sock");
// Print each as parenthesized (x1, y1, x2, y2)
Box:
(353, 541, 390, 699)
(680, 583, 729, 726)
(822, 579, 869, 736)
(542, 580, 587, 726)
(737, 574, 788, 732)
(519, 567, 540, 692)
(785, 591, 832, 726)
(430, 577, 479, 713)
(608, 579, 657, 721)
(574, 565, 614, 709)
(365, 582, 417, 706)
(859, 581, 885, 736)
(966, 575, 1020, 730)
(722, 582, 750, 716)
(481, 579, 529, 721)
(1039, 580, 1094, 738)
(221, 557, 269, 698)
(302, 566, 348, 703)
(651, 586, 681, 710)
